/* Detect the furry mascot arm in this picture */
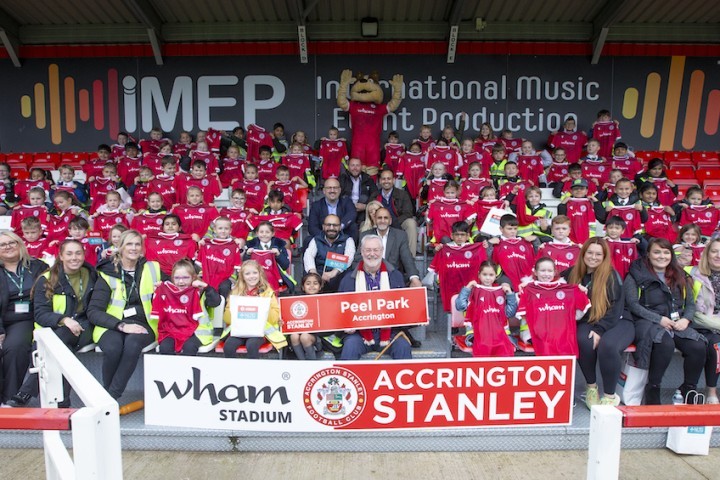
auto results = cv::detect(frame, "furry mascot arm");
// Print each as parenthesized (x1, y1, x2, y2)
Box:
(337, 69, 353, 112)
(387, 74, 404, 113)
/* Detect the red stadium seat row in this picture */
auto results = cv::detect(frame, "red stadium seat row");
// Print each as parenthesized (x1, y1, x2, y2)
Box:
(635, 150, 720, 167)
(0, 152, 94, 170)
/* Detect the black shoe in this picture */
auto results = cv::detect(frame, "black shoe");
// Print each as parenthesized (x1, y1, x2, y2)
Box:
(6, 393, 32, 408)
(679, 383, 698, 405)
(644, 384, 662, 405)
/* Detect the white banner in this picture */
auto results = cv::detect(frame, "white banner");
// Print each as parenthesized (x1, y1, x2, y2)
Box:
(144, 355, 575, 432)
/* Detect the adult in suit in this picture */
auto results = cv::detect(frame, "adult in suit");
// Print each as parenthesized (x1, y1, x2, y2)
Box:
(340, 157, 379, 225)
(356, 208, 422, 287)
(376, 169, 417, 254)
(307, 177, 358, 240)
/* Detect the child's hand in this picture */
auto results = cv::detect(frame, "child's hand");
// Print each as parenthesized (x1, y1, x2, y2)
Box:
(235, 238, 246, 248)
(667, 179, 676, 188)
(578, 284, 589, 294)
(591, 178, 600, 186)
(664, 206, 675, 215)
(481, 240, 489, 248)
(198, 238, 206, 246)
(561, 197, 570, 204)
(634, 203, 643, 211)
(501, 283, 512, 293)
(502, 200, 510, 209)
(246, 247, 255, 254)
(191, 233, 201, 243)
(588, 195, 598, 202)
(488, 237, 500, 245)
(631, 238, 640, 244)
(466, 280, 478, 288)
(192, 279, 208, 289)
(680, 203, 689, 209)
(271, 248, 280, 256)
(434, 244, 443, 252)
(605, 203, 613, 212)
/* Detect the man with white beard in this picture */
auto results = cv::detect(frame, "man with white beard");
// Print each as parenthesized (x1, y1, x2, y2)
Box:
(338, 235, 412, 360)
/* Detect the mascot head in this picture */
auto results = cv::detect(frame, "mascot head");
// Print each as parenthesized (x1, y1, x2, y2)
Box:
(349, 71, 384, 104)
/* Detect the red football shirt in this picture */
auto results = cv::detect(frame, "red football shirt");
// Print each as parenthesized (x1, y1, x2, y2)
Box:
(491, 237, 535, 288)
(607, 239, 638, 279)
(145, 232, 198, 276)
(536, 242, 580, 273)
(197, 238, 242, 289)
(464, 285, 515, 357)
(429, 243, 488, 311)
(151, 282, 205, 352)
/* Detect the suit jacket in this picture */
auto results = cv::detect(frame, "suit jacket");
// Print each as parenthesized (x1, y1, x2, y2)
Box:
(307, 196, 358, 240)
(355, 227, 420, 283)
(376, 188, 415, 228)
(340, 172, 379, 206)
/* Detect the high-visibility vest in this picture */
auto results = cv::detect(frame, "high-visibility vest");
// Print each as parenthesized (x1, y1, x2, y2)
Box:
(93, 261, 161, 343)
(489, 159, 507, 180)
(194, 292, 215, 346)
(517, 205, 552, 238)
(34, 272, 94, 336)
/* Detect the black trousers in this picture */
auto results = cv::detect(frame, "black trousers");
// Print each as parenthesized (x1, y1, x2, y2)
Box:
(1, 321, 34, 403)
(158, 336, 201, 356)
(97, 329, 155, 399)
(223, 336, 265, 359)
(648, 332, 705, 387)
(577, 319, 635, 395)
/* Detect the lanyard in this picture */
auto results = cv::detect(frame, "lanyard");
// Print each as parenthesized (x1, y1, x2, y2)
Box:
(65, 273, 83, 298)
(121, 269, 137, 302)
(5, 266, 26, 298)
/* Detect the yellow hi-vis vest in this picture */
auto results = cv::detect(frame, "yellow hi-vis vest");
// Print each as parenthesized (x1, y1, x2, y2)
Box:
(517, 205, 552, 238)
(489, 159, 507, 180)
(33, 271, 93, 333)
(93, 261, 161, 343)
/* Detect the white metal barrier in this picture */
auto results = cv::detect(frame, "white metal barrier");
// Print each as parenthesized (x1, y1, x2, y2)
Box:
(33, 328, 123, 480)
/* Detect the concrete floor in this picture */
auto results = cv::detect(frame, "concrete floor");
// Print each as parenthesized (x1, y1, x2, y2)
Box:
(1, 449, 719, 479)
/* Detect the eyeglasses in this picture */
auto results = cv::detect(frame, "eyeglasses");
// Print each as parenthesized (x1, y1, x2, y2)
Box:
(0, 241, 18, 249)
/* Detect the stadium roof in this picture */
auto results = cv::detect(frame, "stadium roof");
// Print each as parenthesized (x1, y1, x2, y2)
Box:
(1, 0, 718, 66)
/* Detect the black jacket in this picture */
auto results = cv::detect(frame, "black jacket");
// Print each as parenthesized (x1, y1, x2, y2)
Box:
(561, 269, 625, 335)
(33, 262, 97, 329)
(340, 171, 379, 206)
(0, 258, 48, 335)
(624, 258, 703, 369)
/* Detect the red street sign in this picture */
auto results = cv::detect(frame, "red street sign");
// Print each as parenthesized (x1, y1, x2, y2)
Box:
(279, 287, 429, 334)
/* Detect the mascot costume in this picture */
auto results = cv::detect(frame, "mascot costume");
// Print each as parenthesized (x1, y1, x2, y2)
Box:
(337, 69, 404, 177)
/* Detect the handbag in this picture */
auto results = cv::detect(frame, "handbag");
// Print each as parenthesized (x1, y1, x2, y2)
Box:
(616, 352, 648, 406)
(666, 391, 713, 455)
(229, 295, 271, 338)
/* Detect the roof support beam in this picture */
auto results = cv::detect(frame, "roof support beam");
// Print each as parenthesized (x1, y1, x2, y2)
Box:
(123, 0, 164, 65)
(293, 0, 314, 63)
(591, 0, 629, 64)
(446, 0, 466, 63)
(0, 7, 21, 67)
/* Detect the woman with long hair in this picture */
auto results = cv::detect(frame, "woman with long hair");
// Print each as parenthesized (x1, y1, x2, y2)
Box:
(0, 230, 48, 405)
(7, 239, 97, 407)
(87, 229, 161, 399)
(625, 237, 706, 404)
(565, 238, 633, 408)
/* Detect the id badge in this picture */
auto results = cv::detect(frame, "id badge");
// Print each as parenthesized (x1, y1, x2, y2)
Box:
(670, 312, 680, 321)
(123, 307, 137, 318)
(14, 301, 30, 313)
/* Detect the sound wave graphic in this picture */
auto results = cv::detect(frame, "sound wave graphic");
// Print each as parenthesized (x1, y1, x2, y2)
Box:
(20, 64, 120, 145)
(622, 56, 720, 150)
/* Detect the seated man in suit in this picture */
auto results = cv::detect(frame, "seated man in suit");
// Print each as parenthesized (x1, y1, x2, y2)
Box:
(307, 177, 358, 241)
(340, 157, 379, 227)
(377, 169, 418, 254)
(356, 208, 422, 287)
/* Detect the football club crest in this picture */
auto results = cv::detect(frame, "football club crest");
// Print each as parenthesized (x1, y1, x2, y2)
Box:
(223, 248, 231, 256)
(556, 291, 566, 300)
(179, 295, 189, 304)
(304, 367, 366, 427)
(289, 300, 308, 319)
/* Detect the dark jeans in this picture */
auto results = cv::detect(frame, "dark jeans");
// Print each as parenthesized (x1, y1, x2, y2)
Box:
(97, 329, 155, 399)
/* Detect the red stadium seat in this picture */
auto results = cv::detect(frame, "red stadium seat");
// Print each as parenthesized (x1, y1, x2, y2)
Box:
(691, 151, 720, 165)
(664, 151, 692, 163)
(667, 159, 694, 168)
(10, 168, 29, 180)
(60, 152, 88, 168)
(0, 153, 6, 163)
(5, 152, 33, 166)
(635, 151, 662, 162)
(705, 185, 720, 203)
(695, 167, 720, 183)
(667, 166, 696, 180)
(34, 152, 61, 167)
(214, 341, 274, 355)
(696, 160, 720, 169)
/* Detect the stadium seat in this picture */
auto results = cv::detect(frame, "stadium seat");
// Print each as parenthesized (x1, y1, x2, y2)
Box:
(667, 158, 694, 168)
(673, 178, 700, 200)
(0, 153, 6, 163)
(635, 151, 663, 163)
(664, 151, 692, 163)
(695, 167, 720, 183)
(60, 152, 88, 168)
(9, 168, 29, 180)
(695, 160, 720, 169)
(214, 341, 274, 355)
(666, 166, 696, 180)
(448, 294, 472, 354)
(5, 152, 33, 166)
(198, 297, 225, 354)
(691, 151, 719, 165)
(34, 152, 61, 166)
